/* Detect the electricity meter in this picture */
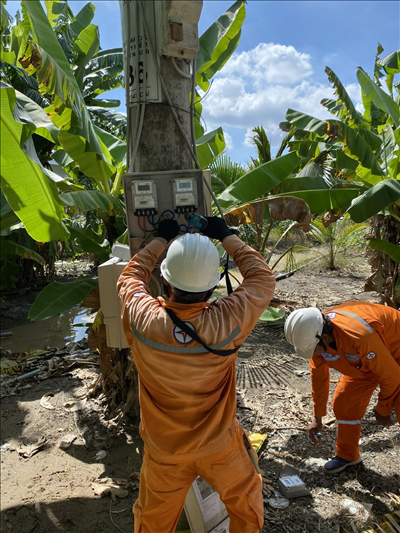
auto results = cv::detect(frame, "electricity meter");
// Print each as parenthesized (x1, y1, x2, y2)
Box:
(131, 180, 158, 216)
(173, 178, 198, 213)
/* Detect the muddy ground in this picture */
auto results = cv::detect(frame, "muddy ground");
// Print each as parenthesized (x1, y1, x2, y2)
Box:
(1, 252, 399, 533)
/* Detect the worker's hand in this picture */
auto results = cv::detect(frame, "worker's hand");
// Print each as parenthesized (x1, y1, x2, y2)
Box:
(308, 416, 323, 444)
(202, 217, 235, 242)
(374, 407, 395, 426)
(157, 219, 179, 243)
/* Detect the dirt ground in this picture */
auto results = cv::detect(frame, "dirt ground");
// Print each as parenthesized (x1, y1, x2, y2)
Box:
(1, 252, 399, 533)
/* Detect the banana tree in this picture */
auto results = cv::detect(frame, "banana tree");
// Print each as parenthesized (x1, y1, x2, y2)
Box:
(215, 47, 400, 307)
(1, 0, 247, 317)
(1, 2, 125, 290)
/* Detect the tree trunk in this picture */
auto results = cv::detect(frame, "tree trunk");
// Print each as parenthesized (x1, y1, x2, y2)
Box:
(365, 214, 400, 309)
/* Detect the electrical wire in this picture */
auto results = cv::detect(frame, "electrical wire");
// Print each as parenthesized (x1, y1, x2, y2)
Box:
(124, 0, 132, 169)
(190, 59, 199, 166)
(171, 57, 192, 79)
(137, 0, 225, 219)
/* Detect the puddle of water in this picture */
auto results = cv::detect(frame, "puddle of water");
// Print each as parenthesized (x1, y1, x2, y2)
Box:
(0, 307, 93, 353)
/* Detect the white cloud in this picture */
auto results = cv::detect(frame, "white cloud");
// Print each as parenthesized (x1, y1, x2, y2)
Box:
(223, 130, 233, 152)
(200, 42, 363, 153)
(221, 43, 313, 88)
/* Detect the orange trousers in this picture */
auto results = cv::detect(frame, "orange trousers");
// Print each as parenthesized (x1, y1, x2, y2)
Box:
(331, 374, 400, 462)
(133, 428, 264, 533)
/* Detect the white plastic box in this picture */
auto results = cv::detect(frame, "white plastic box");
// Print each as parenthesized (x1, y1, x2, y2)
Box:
(98, 257, 129, 349)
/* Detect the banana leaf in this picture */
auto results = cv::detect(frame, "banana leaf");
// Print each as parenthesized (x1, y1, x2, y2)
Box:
(224, 196, 311, 232)
(73, 23, 100, 88)
(325, 67, 367, 125)
(67, 226, 110, 261)
(2, 240, 45, 265)
(367, 238, 400, 263)
(61, 190, 124, 214)
(85, 47, 123, 71)
(347, 179, 400, 222)
(15, 89, 59, 143)
(28, 275, 98, 321)
(196, 0, 245, 91)
(377, 50, 400, 95)
(217, 152, 301, 207)
(196, 127, 226, 169)
(330, 121, 385, 176)
(93, 125, 126, 164)
(21, 1, 115, 189)
(285, 109, 326, 136)
(70, 2, 95, 37)
(357, 67, 400, 128)
(277, 189, 361, 215)
(258, 307, 286, 322)
(1, 84, 69, 242)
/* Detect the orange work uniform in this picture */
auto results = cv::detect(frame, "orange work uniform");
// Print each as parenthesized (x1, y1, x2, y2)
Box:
(310, 302, 400, 462)
(117, 235, 276, 533)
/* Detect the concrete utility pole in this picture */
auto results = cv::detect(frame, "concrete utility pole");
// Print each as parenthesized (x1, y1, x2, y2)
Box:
(120, 0, 203, 177)
(119, 0, 207, 290)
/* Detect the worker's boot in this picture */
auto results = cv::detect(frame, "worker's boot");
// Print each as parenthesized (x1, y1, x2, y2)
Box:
(324, 456, 362, 474)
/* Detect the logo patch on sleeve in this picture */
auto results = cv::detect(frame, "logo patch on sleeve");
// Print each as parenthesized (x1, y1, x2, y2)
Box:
(366, 351, 376, 360)
(133, 291, 148, 298)
(325, 312, 336, 320)
(346, 353, 360, 361)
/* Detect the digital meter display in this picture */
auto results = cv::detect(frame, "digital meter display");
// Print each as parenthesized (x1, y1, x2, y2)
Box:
(177, 180, 193, 191)
(134, 181, 152, 194)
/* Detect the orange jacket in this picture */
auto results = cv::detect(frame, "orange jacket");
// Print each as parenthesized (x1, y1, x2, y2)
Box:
(117, 235, 276, 462)
(310, 302, 400, 417)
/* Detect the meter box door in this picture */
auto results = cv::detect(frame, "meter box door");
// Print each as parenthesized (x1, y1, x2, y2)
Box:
(123, 169, 211, 256)
(98, 257, 129, 349)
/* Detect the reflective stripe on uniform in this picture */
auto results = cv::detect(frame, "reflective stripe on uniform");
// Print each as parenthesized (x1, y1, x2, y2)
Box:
(337, 419, 362, 425)
(333, 311, 374, 333)
(130, 322, 241, 354)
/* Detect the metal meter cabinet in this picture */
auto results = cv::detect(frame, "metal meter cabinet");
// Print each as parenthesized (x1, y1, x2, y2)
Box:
(123, 169, 211, 258)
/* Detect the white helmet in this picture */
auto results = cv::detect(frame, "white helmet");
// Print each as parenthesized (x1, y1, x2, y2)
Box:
(160, 233, 220, 292)
(284, 307, 323, 359)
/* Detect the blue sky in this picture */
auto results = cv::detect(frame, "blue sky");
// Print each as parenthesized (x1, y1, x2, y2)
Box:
(8, 1, 400, 165)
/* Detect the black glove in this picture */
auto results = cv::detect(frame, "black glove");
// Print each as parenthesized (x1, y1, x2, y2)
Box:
(202, 216, 234, 242)
(157, 219, 179, 242)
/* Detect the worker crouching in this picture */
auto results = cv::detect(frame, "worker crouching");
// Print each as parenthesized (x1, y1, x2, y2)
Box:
(117, 217, 276, 533)
(284, 302, 400, 474)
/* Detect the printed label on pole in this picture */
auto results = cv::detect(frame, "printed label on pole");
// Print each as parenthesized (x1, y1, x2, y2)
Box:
(119, 0, 161, 104)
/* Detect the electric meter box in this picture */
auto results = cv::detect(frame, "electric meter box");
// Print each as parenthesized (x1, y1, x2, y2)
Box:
(156, 1, 203, 60)
(131, 180, 158, 216)
(123, 169, 211, 257)
(98, 257, 129, 349)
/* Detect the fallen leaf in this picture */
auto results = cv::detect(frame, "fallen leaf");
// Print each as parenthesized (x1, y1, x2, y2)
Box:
(18, 437, 47, 458)
(40, 393, 56, 410)
(91, 478, 129, 501)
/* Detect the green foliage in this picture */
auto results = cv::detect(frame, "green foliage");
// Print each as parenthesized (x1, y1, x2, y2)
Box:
(196, 0, 245, 92)
(209, 154, 246, 196)
(28, 275, 98, 320)
(258, 307, 285, 323)
(1, 82, 70, 242)
(309, 215, 368, 269)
